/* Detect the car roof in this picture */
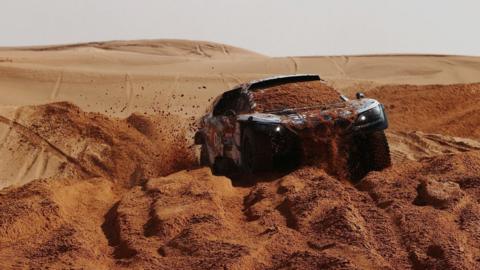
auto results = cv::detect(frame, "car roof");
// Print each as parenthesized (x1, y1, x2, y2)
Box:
(233, 74, 322, 92)
(207, 74, 324, 114)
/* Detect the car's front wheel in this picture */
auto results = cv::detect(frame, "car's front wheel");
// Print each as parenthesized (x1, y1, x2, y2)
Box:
(347, 130, 391, 181)
(201, 144, 234, 175)
(367, 130, 391, 171)
(241, 127, 273, 173)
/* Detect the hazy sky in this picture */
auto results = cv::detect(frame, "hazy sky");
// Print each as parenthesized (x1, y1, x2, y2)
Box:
(2, 0, 479, 56)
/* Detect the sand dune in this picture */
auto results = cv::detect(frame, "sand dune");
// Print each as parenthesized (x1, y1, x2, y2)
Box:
(1, 39, 480, 269)
(1, 39, 480, 119)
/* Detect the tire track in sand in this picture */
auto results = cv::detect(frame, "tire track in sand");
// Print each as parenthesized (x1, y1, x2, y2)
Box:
(218, 73, 242, 90)
(15, 147, 41, 183)
(221, 44, 230, 56)
(120, 73, 134, 113)
(0, 107, 22, 151)
(0, 122, 13, 151)
(34, 150, 49, 180)
(195, 44, 211, 58)
(328, 56, 347, 78)
(289, 57, 299, 74)
(50, 72, 63, 101)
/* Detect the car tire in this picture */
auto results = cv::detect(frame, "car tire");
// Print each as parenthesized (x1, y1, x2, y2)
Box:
(367, 130, 392, 171)
(347, 130, 391, 181)
(241, 126, 273, 173)
(201, 144, 234, 175)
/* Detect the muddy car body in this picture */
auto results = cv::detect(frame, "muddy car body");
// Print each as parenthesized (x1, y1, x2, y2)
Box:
(195, 74, 391, 179)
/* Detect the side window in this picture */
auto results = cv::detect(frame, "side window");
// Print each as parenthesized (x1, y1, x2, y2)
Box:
(212, 97, 228, 116)
(212, 90, 240, 116)
(234, 94, 251, 114)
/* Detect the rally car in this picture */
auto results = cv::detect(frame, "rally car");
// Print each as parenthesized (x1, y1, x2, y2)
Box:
(194, 74, 391, 180)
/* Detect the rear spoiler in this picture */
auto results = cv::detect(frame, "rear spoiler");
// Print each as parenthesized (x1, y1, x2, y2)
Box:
(243, 74, 322, 92)
(233, 74, 323, 91)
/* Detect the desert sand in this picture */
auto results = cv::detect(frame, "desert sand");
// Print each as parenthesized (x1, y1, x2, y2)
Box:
(1, 39, 480, 269)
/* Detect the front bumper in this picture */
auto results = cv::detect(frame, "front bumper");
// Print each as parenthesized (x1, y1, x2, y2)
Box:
(249, 104, 389, 140)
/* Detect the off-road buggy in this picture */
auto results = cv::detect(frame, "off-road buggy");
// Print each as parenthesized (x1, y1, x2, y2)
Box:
(194, 74, 391, 180)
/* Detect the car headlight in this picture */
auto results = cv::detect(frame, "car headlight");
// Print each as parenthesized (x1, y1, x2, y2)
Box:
(356, 105, 382, 124)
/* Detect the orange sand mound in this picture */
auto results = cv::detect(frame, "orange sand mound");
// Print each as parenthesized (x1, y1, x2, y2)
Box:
(0, 102, 195, 189)
(4, 151, 480, 269)
(0, 177, 117, 269)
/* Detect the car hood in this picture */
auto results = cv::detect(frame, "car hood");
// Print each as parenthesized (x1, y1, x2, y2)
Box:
(237, 98, 380, 130)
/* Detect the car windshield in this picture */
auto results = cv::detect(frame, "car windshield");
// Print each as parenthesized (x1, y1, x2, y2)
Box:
(251, 80, 342, 113)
